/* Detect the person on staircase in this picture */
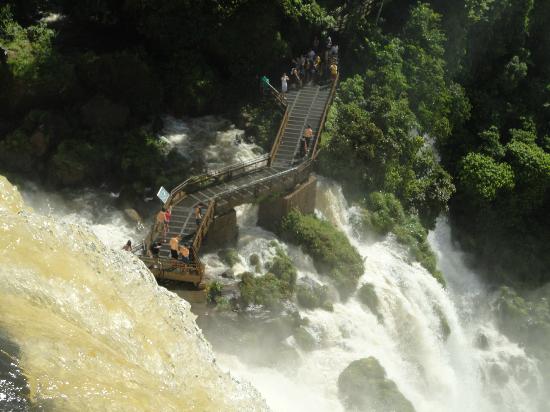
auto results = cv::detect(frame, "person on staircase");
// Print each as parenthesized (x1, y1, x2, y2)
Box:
(194, 204, 203, 226)
(122, 240, 132, 251)
(303, 125, 314, 153)
(304, 58, 311, 84)
(281, 72, 289, 97)
(179, 243, 190, 264)
(291, 67, 301, 89)
(155, 207, 166, 237)
(150, 241, 161, 257)
(170, 235, 182, 259)
(329, 61, 338, 82)
(299, 135, 308, 158)
(260, 75, 270, 95)
(163, 206, 171, 242)
(313, 55, 322, 83)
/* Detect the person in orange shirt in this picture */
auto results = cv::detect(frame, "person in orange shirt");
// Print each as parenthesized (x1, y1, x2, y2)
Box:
(169, 234, 181, 259)
(179, 244, 190, 264)
(155, 208, 166, 235)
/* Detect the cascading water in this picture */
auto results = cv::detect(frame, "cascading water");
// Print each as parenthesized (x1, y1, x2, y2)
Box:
(0, 176, 267, 411)
(203, 177, 543, 412)
(2, 113, 545, 411)
(159, 115, 263, 171)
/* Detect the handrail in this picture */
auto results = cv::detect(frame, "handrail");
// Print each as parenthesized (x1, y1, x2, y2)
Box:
(267, 82, 287, 108)
(140, 256, 203, 276)
(268, 105, 290, 166)
(164, 154, 270, 207)
(311, 71, 339, 159)
(139, 60, 337, 285)
(215, 157, 313, 201)
(192, 200, 215, 251)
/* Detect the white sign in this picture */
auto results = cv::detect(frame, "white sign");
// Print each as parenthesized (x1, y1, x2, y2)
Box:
(157, 186, 170, 204)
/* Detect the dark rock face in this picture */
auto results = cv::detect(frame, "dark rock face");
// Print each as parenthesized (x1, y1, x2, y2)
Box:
(202, 209, 238, 253)
(258, 175, 317, 233)
(81, 95, 129, 130)
(338, 357, 415, 412)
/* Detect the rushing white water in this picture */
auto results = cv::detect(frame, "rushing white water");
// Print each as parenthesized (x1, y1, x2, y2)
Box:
(207, 177, 543, 412)
(159, 115, 263, 171)
(0, 176, 267, 411)
(4, 112, 544, 411)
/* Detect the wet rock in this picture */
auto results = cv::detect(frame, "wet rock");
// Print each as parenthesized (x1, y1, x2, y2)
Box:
(475, 333, 489, 350)
(221, 270, 235, 279)
(218, 248, 241, 267)
(249, 253, 260, 266)
(357, 283, 382, 321)
(296, 281, 333, 311)
(124, 208, 143, 223)
(435, 308, 451, 341)
(248, 253, 262, 273)
(338, 357, 415, 412)
(293, 326, 316, 351)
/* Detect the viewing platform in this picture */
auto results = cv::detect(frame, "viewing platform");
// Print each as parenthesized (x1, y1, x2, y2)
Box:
(134, 74, 339, 286)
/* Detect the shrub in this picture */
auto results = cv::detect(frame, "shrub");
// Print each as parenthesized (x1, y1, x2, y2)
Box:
(358, 192, 445, 286)
(206, 280, 223, 305)
(267, 247, 297, 295)
(239, 272, 286, 311)
(296, 283, 333, 311)
(218, 248, 241, 267)
(281, 210, 364, 298)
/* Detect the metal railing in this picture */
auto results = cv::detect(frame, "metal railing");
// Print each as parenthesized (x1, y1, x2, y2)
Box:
(192, 200, 215, 252)
(268, 105, 290, 166)
(267, 82, 288, 108)
(137, 66, 338, 285)
(165, 154, 270, 207)
(311, 71, 339, 159)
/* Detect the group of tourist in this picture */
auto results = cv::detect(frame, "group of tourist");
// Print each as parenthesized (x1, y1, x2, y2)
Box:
(169, 235, 191, 263)
(260, 34, 339, 97)
(281, 35, 339, 95)
(123, 202, 207, 263)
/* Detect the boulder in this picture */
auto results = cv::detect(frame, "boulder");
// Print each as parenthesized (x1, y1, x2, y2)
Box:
(124, 208, 143, 223)
(293, 326, 316, 351)
(357, 283, 381, 321)
(338, 357, 415, 412)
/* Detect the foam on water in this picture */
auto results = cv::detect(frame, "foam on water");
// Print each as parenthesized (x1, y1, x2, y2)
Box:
(210, 176, 543, 412)
(159, 115, 263, 171)
(0, 176, 267, 411)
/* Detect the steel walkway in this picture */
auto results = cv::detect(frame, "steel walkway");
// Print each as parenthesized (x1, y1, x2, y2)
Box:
(136, 77, 339, 284)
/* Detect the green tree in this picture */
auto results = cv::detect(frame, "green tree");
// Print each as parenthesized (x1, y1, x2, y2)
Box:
(458, 152, 515, 202)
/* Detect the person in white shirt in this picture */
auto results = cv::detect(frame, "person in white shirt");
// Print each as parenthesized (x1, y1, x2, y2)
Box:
(281, 73, 289, 95)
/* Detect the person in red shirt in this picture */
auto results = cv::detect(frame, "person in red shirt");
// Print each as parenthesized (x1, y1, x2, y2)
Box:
(163, 206, 171, 242)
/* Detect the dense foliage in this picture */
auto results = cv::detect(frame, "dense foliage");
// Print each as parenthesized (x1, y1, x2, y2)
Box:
(319, 3, 463, 229)
(0, 0, 334, 197)
(355, 192, 444, 285)
(281, 210, 364, 298)
(1, 0, 549, 317)
(239, 247, 297, 310)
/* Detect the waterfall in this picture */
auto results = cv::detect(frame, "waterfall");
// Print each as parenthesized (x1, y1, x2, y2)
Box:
(206, 177, 543, 412)
(0, 176, 267, 411)
(1, 112, 544, 411)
